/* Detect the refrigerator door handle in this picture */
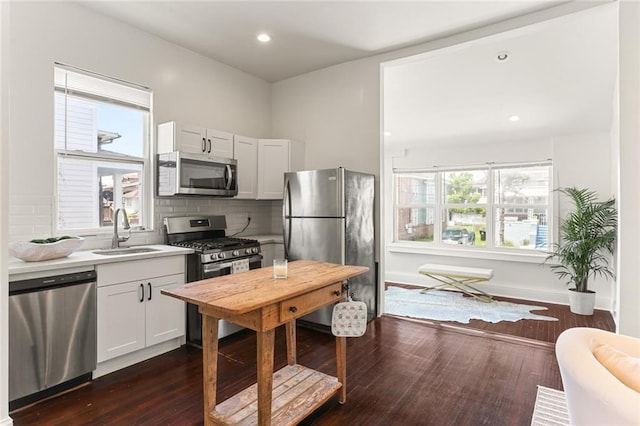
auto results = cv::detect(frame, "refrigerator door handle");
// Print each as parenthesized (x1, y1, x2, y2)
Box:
(283, 176, 292, 257)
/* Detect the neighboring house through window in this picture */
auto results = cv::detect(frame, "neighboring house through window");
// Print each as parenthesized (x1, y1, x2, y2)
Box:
(394, 162, 551, 251)
(54, 64, 151, 232)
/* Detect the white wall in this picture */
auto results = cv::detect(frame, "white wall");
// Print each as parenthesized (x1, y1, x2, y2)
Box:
(386, 132, 614, 308)
(7, 2, 275, 247)
(1, 3, 11, 425)
(272, 58, 380, 176)
(272, 2, 626, 317)
(617, 1, 640, 337)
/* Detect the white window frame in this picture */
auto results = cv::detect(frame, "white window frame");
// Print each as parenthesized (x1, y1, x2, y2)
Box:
(392, 161, 553, 255)
(54, 63, 153, 234)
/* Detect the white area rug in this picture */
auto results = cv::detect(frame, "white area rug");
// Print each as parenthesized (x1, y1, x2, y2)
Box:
(384, 287, 559, 324)
(531, 386, 569, 426)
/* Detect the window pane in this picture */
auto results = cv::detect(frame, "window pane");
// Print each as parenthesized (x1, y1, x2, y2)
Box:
(395, 173, 435, 204)
(55, 92, 146, 158)
(443, 207, 486, 246)
(396, 207, 435, 242)
(495, 207, 548, 249)
(444, 170, 487, 204)
(58, 156, 143, 230)
(494, 166, 550, 204)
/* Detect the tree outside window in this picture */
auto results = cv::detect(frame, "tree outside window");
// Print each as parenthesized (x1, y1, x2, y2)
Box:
(394, 163, 551, 251)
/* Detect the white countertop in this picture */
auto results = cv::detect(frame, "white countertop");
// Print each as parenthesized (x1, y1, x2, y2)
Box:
(8, 245, 193, 278)
(247, 234, 283, 244)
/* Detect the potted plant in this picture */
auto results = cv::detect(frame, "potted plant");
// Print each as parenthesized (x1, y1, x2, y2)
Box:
(545, 187, 617, 315)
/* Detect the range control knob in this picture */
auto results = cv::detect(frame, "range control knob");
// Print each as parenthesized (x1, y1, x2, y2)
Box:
(252, 247, 259, 254)
(210, 253, 218, 260)
(232, 250, 239, 256)
(218, 253, 226, 259)
(245, 248, 252, 254)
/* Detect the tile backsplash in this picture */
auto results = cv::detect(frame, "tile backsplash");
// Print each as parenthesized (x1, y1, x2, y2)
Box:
(9, 193, 283, 249)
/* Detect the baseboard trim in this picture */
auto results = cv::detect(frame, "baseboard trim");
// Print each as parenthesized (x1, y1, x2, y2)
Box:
(0, 415, 13, 426)
(94, 338, 183, 379)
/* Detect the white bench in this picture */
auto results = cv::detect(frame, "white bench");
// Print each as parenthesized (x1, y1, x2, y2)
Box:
(418, 263, 494, 303)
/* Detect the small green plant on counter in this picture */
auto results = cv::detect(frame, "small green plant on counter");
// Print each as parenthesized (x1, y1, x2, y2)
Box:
(30, 236, 74, 244)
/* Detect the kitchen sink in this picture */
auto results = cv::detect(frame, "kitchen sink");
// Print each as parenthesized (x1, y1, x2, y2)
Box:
(92, 247, 160, 256)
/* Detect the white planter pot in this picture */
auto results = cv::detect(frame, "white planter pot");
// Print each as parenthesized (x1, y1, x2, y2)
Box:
(568, 289, 596, 315)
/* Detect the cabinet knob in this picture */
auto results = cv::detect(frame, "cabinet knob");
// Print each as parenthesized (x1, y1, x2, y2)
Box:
(334, 290, 341, 296)
(289, 306, 298, 313)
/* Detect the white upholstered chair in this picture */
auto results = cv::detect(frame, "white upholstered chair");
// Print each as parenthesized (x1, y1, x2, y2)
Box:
(555, 327, 640, 425)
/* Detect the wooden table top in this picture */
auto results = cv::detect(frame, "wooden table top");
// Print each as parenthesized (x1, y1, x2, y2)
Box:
(161, 260, 368, 315)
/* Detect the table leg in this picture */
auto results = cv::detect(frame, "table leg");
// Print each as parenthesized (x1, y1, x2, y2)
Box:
(336, 335, 347, 404)
(285, 319, 297, 365)
(257, 328, 276, 426)
(202, 315, 219, 426)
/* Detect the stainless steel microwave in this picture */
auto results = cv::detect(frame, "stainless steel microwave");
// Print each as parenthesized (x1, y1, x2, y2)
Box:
(157, 151, 238, 197)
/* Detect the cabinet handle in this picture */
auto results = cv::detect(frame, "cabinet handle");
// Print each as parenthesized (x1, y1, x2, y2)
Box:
(289, 306, 298, 313)
(202, 137, 206, 153)
(207, 138, 212, 154)
(334, 290, 341, 296)
(139, 283, 144, 303)
(148, 282, 152, 301)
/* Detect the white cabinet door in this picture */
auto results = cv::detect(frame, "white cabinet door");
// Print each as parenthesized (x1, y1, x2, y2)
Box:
(206, 128, 234, 159)
(145, 274, 185, 347)
(177, 123, 207, 154)
(261, 243, 275, 268)
(273, 242, 285, 260)
(97, 281, 146, 363)
(257, 139, 290, 199)
(157, 121, 206, 154)
(157, 122, 233, 158)
(234, 135, 258, 199)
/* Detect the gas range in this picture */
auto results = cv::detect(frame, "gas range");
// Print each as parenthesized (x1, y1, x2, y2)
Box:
(164, 216, 261, 264)
(170, 237, 261, 263)
(163, 215, 264, 345)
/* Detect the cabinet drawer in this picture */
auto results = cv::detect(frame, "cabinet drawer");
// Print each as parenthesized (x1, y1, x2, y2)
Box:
(97, 256, 185, 287)
(280, 282, 344, 322)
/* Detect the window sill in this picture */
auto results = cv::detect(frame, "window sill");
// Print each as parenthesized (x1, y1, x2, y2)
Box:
(386, 241, 549, 264)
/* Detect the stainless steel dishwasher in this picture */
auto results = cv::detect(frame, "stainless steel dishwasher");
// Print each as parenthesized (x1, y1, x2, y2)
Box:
(9, 270, 97, 410)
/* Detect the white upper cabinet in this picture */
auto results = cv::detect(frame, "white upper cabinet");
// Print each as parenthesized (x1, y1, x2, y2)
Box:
(233, 135, 258, 199)
(206, 128, 234, 159)
(157, 121, 233, 159)
(257, 139, 305, 199)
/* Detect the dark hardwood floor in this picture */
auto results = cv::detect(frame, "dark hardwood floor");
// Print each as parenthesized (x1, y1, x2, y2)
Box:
(10, 304, 612, 426)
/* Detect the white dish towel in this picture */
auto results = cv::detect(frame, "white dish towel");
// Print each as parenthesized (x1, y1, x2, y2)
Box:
(232, 259, 250, 273)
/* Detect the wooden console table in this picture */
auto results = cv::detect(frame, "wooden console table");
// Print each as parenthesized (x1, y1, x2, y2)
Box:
(162, 260, 369, 426)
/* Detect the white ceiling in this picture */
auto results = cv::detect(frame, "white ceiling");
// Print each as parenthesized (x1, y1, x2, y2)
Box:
(383, 3, 617, 147)
(79, 1, 617, 147)
(80, 1, 564, 83)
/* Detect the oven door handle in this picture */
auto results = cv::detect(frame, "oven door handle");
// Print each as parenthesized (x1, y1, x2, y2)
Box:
(204, 261, 235, 272)
(202, 255, 262, 274)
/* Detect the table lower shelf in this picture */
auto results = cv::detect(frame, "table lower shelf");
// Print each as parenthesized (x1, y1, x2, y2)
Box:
(210, 364, 341, 426)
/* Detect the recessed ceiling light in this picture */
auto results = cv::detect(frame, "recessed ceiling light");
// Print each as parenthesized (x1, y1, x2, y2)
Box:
(496, 51, 510, 62)
(257, 33, 271, 43)
(508, 115, 520, 122)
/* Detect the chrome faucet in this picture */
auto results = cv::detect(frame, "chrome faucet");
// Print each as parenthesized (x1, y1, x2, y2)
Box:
(112, 207, 131, 249)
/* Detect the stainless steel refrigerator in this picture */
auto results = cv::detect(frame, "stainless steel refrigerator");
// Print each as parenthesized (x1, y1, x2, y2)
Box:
(283, 167, 376, 326)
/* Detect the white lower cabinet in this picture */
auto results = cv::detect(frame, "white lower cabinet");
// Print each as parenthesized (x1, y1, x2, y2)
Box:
(261, 242, 285, 267)
(97, 257, 185, 363)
